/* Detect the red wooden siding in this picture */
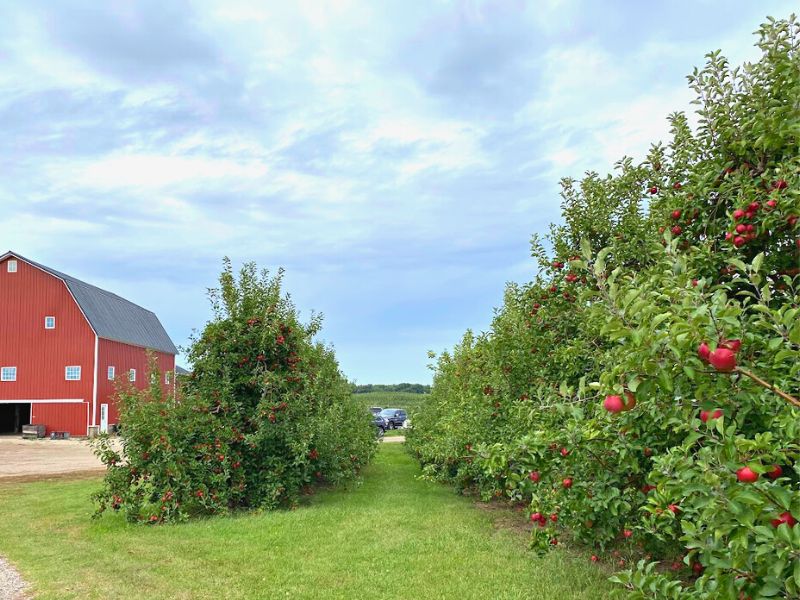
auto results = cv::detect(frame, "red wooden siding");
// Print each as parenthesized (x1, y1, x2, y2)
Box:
(0, 256, 94, 435)
(97, 339, 175, 426)
(30, 402, 89, 436)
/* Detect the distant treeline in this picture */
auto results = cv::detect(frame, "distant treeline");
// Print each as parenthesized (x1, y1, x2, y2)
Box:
(350, 383, 431, 394)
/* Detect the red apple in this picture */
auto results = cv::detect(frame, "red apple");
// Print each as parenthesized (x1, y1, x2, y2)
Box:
(766, 465, 782, 479)
(530, 512, 542, 523)
(591, 555, 599, 562)
(748, 201, 760, 212)
(622, 529, 633, 538)
(736, 223, 747, 234)
(700, 409, 723, 423)
(766, 199, 777, 209)
(733, 209, 745, 220)
(603, 395, 625, 413)
(668, 504, 680, 514)
(673, 182, 682, 190)
(562, 478, 573, 489)
(697, 342, 711, 361)
(550, 513, 558, 522)
(773, 179, 788, 190)
(771, 511, 797, 528)
(671, 209, 682, 219)
(720, 339, 741, 353)
(560, 447, 570, 457)
(649, 186, 658, 194)
(733, 236, 746, 247)
(529, 471, 541, 482)
(709, 348, 737, 372)
(736, 466, 759, 483)
(623, 391, 636, 411)
(671, 225, 682, 235)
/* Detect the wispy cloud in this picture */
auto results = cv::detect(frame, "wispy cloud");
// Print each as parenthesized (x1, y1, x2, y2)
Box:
(0, 0, 789, 381)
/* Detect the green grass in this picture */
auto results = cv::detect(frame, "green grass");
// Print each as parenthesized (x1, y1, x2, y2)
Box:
(0, 445, 614, 599)
(383, 429, 405, 437)
(354, 391, 430, 416)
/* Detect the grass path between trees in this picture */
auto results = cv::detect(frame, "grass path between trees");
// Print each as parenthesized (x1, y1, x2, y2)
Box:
(0, 444, 614, 599)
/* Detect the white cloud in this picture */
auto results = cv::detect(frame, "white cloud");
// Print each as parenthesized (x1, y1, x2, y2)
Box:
(66, 154, 270, 189)
(0, 0, 788, 382)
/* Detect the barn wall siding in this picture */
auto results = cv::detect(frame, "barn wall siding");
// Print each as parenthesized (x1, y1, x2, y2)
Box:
(97, 339, 176, 426)
(0, 257, 95, 435)
(30, 402, 89, 436)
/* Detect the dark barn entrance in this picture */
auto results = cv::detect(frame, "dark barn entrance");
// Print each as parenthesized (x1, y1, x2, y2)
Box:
(0, 403, 31, 434)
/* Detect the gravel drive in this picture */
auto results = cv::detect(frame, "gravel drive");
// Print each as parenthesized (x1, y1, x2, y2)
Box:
(0, 436, 120, 482)
(0, 556, 28, 599)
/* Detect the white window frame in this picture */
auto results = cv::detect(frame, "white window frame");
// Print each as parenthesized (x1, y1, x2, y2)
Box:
(1, 367, 17, 381)
(45, 316, 56, 329)
(129, 369, 136, 382)
(65, 366, 81, 381)
(165, 372, 171, 385)
(107, 366, 115, 380)
(7, 260, 17, 273)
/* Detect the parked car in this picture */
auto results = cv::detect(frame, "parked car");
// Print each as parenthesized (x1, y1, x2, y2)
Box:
(379, 408, 407, 429)
(371, 413, 387, 437)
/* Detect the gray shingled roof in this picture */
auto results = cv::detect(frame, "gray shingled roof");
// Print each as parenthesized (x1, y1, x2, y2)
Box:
(3, 251, 178, 354)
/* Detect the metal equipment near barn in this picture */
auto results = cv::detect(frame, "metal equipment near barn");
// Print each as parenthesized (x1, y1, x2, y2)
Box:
(21, 424, 45, 439)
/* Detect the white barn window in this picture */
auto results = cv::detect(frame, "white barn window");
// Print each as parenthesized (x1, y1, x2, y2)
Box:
(129, 369, 136, 382)
(107, 366, 115, 380)
(45, 316, 56, 329)
(1, 367, 17, 381)
(7, 260, 17, 273)
(65, 366, 81, 380)
(165, 372, 171, 385)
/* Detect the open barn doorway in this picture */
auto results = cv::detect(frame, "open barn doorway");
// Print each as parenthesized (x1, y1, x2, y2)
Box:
(0, 403, 31, 434)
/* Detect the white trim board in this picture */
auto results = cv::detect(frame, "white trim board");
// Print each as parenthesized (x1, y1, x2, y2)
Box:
(0, 399, 85, 403)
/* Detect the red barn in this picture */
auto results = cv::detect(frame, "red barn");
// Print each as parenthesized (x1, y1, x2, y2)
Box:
(0, 251, 177, 437)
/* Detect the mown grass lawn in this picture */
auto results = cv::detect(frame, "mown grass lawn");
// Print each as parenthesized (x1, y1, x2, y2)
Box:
(0, 445, 614, 599)
(383, 428, 406, 437)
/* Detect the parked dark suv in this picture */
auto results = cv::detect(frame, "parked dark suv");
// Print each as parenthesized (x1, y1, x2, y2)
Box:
(371, 413, 387, 437)
(379, 408, 407, 429)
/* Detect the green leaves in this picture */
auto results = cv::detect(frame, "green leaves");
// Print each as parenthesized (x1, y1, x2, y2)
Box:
(410, 14, 800, 600)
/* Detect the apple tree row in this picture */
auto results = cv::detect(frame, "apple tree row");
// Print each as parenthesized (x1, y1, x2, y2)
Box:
(408, 15, 800, 599)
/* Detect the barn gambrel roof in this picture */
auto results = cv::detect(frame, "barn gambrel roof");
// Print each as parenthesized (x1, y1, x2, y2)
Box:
(2, 251, 178, 355)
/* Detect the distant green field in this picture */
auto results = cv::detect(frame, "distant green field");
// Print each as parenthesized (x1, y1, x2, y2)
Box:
(353, 391, 430, 416)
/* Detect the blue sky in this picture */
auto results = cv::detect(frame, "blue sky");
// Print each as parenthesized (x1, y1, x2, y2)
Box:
(0, 1, 792, 383)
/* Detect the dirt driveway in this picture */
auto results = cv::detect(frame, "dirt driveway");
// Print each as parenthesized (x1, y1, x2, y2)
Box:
(0, 434, 401, 483)
(0, 436, 115, 483)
